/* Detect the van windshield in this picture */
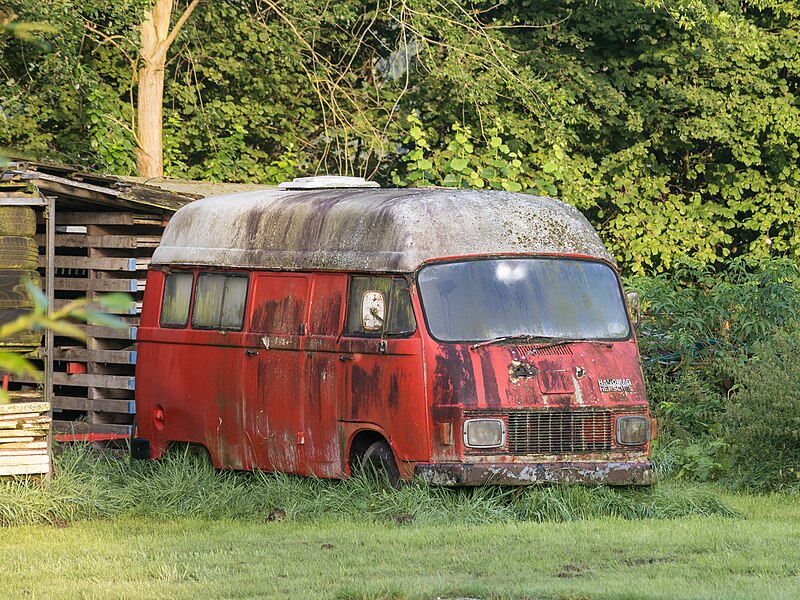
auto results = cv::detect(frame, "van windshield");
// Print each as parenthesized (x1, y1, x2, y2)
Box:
(417, 258, 630, 343)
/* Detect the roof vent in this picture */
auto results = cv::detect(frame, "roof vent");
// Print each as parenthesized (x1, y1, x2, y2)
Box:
(278, 176, 380, 190)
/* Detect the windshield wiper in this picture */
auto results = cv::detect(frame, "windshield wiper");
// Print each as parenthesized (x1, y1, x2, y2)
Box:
(469, 335, 550, 351)
(526, 338, 614, 354)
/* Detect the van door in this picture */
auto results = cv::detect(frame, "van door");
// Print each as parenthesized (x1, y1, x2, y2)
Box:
(246, 273, 309, 474)
(337, 276, 427, 466)
(303, 273, 347, 477)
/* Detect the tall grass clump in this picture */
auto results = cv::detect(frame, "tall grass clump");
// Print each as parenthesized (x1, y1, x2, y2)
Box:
(631, 257, 800, 490)
(0, 447, 737, 527)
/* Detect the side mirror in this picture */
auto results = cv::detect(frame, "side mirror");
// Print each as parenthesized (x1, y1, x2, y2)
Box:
(625, 290, 641, 330)
(361, 290, 386, 332)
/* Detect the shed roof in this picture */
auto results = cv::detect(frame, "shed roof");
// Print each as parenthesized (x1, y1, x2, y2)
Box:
(152, 187, 614, 273)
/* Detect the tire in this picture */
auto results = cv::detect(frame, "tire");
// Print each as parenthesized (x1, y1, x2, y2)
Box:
(0, 269, 41, 309)
(0, 307, 42, 350)
(360, 440, 402, 489)
(0, 236, 39, 270)
(0, 207, 36, 238)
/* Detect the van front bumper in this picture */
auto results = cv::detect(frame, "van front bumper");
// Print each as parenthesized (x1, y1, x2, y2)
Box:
(414, 460, 654, 486)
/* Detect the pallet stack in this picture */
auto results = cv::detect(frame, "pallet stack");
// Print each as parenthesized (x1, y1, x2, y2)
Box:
(30, 211, 167, 442)
(0, 184, 50, 477)
(0, 395, 50, 476)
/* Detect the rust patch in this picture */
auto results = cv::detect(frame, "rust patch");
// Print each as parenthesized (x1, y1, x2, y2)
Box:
(479, 353, 501, 407)
(433, 346, 476, 406)
(387, 373, 400, 409)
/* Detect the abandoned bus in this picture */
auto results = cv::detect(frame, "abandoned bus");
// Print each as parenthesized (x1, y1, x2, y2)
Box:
(132, 176, 654, 485)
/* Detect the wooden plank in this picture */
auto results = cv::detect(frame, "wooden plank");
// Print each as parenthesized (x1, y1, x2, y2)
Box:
(36, 234, 161, 249)
(55, 212, 164, 226)
(7, 391, 43, 401)
(53, 299, 140, 316)
(14, 372, 135, 390)
(0, 454, 49, 466)
(52, 421, 132, 436)
(53, 277, 141, 292)
(54, 348, 136, 364)
(0, 426, 46, 437)
(0, 463, 49, 476)
(0, 441, 47, 450)
(0, 402, 49, 415)
(0, 448, 48, 456)
(0, 412, 39, 421)
(39, 256, 138, 271)
(80, 324, 138, 340)
(52, 396, 135, 414)
(0, 433, 36, 441)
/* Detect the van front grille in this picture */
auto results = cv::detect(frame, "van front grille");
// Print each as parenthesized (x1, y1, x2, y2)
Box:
(506, 410, 612, 454)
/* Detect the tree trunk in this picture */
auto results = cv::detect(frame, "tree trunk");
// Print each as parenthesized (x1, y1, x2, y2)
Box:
(137, 0, 199, 178)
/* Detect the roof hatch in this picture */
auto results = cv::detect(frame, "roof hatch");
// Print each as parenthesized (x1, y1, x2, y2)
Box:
(278, 176, 380, 190)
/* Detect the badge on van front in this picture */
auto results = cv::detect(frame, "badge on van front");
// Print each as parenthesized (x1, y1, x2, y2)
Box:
(598, 379, 633, 393)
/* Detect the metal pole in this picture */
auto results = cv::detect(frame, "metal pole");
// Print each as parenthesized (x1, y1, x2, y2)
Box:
(45, 194, 55, 483)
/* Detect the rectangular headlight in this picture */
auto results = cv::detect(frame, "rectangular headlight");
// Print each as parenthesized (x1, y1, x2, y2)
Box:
(616, 416, 650, 445)
(463, 418, 506, 448)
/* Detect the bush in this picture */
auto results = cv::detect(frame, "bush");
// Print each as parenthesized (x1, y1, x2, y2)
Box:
(632, 257, 800, 488)
(723, 332, 800, 491)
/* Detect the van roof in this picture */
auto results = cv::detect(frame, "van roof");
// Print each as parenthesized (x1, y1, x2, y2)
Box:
(151, 187, 614, 272)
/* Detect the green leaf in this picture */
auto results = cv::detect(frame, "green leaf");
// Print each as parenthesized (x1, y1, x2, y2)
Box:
(0, 351, 40, 377)
(96, 293, 134, 314)
(450, 158, 469, 172)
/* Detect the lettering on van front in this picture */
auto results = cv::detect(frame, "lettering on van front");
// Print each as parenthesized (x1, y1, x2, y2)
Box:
(598, 378, 633, 393)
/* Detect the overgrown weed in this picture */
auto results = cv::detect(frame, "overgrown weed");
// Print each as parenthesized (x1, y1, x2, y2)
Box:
(0, 447, 737, 527)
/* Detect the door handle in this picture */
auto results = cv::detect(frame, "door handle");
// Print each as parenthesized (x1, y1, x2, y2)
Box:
(245, 350, 259, 356)
(338, 354, 353, 361)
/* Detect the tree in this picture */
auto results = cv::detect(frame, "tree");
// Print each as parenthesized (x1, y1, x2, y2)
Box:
(137, 0, 199, 178)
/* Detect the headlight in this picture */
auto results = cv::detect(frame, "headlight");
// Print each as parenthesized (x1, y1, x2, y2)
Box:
(616, 416, 650, 445)
(463, 418, 506, 448)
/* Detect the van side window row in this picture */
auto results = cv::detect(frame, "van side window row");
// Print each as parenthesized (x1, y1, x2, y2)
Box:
(159, 272, 416, 337)
(160, 272, 248, 330)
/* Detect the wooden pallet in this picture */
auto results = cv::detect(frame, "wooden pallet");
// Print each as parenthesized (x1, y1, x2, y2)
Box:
(0, 400, 50, 476)
(29, 210, 167, 440)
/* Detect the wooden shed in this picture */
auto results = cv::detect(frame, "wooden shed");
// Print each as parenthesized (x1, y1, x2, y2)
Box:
(0, 162, 273, 460)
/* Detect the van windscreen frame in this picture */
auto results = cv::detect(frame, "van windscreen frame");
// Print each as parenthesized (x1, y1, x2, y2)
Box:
(416, 256, 631, 344)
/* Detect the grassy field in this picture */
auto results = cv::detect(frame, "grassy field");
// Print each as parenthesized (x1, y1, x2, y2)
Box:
(2, 493, 799, 600)
(2, 451, 799, 599)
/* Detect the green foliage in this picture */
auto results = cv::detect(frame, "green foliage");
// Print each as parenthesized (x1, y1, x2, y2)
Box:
(2, 1, 800, 267)
(724, 332, 800, 490)
(0, 446, 737, 527)
(392, 116, 537, 193)
(635, 257, 800, 489)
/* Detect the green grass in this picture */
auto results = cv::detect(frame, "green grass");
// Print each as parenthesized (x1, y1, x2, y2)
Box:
(1, 493, 799, 600)
(3, 449, 798, 599)
(0, 446, 736, 526)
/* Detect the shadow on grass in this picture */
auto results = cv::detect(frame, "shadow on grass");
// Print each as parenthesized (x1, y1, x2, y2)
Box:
(0, 445, 739, 527)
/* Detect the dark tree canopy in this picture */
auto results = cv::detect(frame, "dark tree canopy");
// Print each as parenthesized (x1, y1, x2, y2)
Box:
(1, 0, 798, 273)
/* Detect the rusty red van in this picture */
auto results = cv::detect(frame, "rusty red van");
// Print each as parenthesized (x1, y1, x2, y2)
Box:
(132, 176, 654, 485)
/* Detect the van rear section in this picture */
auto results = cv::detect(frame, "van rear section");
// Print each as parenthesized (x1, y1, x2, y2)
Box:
(133, 180, 654, 485)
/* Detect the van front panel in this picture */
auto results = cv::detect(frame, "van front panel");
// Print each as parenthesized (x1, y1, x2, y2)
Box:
(415, 256, 653, 485)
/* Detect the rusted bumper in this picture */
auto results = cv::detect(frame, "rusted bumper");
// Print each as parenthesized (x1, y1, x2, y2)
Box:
(414, 460, 655, 486)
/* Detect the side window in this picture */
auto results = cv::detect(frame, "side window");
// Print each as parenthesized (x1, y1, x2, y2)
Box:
(346, 276, 416, 336)
(191, 273, 248, 330)
(160, 272, 193, 327)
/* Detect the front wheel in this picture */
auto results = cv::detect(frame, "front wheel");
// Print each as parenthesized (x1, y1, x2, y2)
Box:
(360, 440, 402, 489)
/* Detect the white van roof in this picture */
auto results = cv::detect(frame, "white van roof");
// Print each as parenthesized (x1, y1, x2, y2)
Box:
(151, 187, 614, 272)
